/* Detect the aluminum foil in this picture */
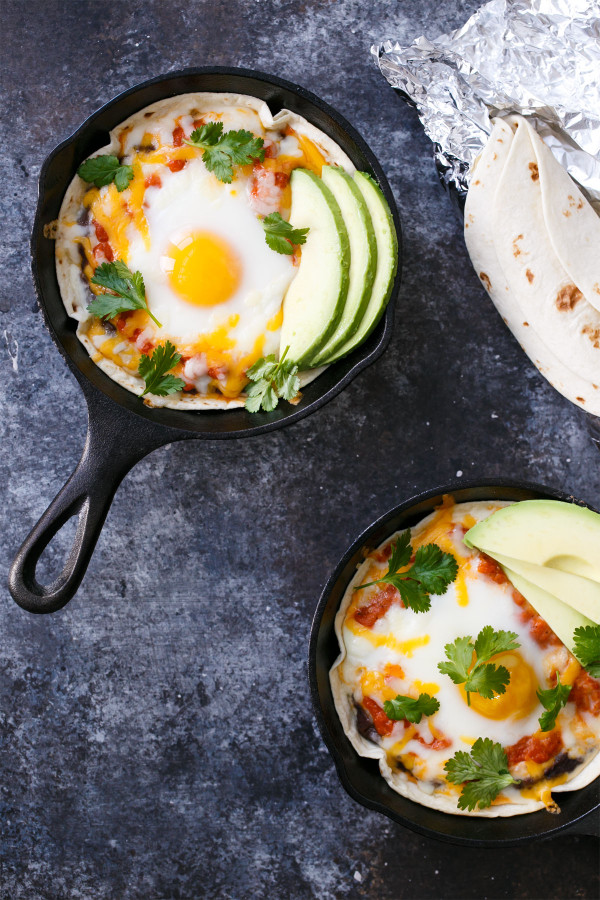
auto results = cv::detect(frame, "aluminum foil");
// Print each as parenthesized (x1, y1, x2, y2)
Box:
(372, 0, 600, 204)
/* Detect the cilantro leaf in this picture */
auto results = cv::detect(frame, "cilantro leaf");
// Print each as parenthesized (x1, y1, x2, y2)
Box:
(185, 124, 265, 183)
(437, 635, 474, 685)
(573, 625, 600, 678)
(411, 544, 459, 595)
(390, 576, 432, 613)
(138, 341, 185, 397)
(383, 693, 440, 724)
(354, 530, 458, 614)
(77, 155, 134, 192)
(444, 738, 518, 811)
(438, 627, 520, 705)
(89, 260, 162, 328)
(244, 346, 300, 413)
(386, 532, 412, 573)
(465, 663, 510, 700)
(537, 672, 572, 732)
(188, 121, 224, 147)
(263, 212, 310, 255)
(474, 625, 520, 662)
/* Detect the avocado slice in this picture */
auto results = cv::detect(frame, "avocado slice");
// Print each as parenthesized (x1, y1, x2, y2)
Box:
(502, 566, 594, 655)
(324, 171, 397, 364)
(486, 551, 600, 625)
(464, 500, 600, 584)
(279, 168, 350, 369)
(311, 166, 377, 365)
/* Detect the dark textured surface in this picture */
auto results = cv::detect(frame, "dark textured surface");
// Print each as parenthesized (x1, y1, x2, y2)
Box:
(1, 2, 599, 898)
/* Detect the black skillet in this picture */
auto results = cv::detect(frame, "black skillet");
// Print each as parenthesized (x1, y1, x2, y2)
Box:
(309, 478, 600, 846)
(8, 67, 401, 615)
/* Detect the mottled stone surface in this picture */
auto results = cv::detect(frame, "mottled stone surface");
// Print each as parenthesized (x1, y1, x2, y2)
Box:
(1, 1, 599, 898)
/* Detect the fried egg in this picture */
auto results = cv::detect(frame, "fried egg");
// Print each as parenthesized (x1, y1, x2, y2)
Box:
(128, 160, 295, 356)
(55, 92, 354, 408)
(331, 499, 600, 816)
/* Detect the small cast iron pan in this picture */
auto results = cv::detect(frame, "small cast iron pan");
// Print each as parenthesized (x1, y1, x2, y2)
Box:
(8, 67, 401, 615)
(309, 479, 600, 846)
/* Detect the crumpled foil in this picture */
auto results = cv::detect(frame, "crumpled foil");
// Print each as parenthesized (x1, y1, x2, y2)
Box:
(372, 0, 600, 205)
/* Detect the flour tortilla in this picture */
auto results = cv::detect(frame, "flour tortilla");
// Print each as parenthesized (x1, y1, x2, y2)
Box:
(330, 501, 600, 817)
(493, 118, 600, 388)
(526, 120, 600, 314)
(464, 117, 600, 416)
(55, 93, 352, 409)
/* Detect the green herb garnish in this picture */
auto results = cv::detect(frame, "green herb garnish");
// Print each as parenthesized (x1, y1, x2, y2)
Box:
(185, 122, 265, 183)
(438, 626, 520, 705)
(537, 672, 571, 732)
(262, 212, 309, 255)
(383, 693, 440, 724)
(244, 346, 300, 413)
(89, 260, 162, 328)
(77, 155, 134, 192)
(444, 738, 518, 811)
(138, 341, 185, 397)
(573, 624, 600, 677)
(354, 530, 458, 613)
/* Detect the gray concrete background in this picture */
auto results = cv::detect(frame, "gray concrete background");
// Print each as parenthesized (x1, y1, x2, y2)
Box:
(1, 1, 599, 897)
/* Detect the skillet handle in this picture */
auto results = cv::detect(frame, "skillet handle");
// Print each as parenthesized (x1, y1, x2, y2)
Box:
(8, 390, 174, 614)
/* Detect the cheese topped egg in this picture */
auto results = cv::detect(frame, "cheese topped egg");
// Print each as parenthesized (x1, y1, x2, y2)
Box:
(331, 499, 600, 816)
(55, 92, 355, 408)
(127, 158, 295, 358)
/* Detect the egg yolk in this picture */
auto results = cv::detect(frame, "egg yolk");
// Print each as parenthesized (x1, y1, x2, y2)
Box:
(165, 231, 242, 306)
(460, 652, 538, 720)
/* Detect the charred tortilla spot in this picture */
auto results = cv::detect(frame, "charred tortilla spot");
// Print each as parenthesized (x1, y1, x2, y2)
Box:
(563, 209, 572, 217)
(479, 272, 491, 291)
(577, 396, 585, 402)
(473, 179, 480, 185)
(556, 284, 583, 311)
(512, 234, 524, 257)
(582, 324, 600, 348)
(143, 111, 154, 118)
(525, 269, 534, 283)
(594, 283, 600, 295)
(523, 321, 529, 326)
(528, 162, 539, 181)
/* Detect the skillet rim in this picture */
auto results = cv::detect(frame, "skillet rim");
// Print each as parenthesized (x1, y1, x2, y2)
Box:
(308, 476, 600, 846)
(31, 65, 401, 439)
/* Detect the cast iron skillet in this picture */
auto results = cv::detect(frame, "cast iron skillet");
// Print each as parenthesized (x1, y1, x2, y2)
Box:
(309, 479, 600, 846)
(8, 67, 401, 615)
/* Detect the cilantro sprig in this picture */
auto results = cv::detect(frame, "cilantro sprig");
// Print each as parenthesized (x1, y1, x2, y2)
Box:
(77, 155, 134, 192)
(573, 624, 600, 677)
(354, 530, 458, 613)
(383, 693, 440, 724)
(263, 212, 309, 255)
(444, 738, 518, 811)
(438, 626, 520, 705)
(185, 122, 265, 183)
(138, 341, 185, 397)
(89, 260, 162, 328)
(244, 346, 300, 413)
(537, 672, 571, 732)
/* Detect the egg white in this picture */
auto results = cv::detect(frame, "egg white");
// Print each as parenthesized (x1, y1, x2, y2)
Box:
(126, 157, 295, 354)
